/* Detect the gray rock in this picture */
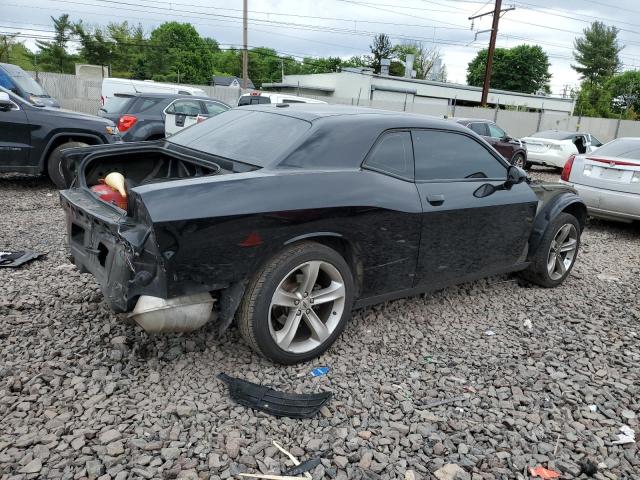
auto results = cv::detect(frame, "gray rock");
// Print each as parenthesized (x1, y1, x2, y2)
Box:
(86, 459, 105, 479)
(19, 459, 42, 474)
(161, 447, 181, 460)
(99, 429, 122, 444)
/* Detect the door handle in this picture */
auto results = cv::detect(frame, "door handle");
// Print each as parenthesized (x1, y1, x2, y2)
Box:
(427, 194, 445, 206)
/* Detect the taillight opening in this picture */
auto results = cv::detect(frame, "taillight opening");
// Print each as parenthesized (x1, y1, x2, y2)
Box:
(561, 154, 575, 182)
(117, 115, 138, 133)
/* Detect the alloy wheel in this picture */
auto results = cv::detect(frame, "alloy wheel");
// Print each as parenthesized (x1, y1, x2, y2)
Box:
(268, 260, 346, 354)
(547, 223, 578, 280)
(513, 154, 525, 168)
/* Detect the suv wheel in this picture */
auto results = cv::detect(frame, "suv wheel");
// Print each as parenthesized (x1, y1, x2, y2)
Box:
(238, 242, 354, 364)
(512, 152, 528, 170)
(47, 141, 88, 189)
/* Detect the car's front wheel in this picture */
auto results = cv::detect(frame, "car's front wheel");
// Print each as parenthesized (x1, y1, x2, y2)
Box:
(47, 141, 88, 188)
(512, 152, 528, 170)
(520, 212, 580, 287)
(238, 242, 354, 364)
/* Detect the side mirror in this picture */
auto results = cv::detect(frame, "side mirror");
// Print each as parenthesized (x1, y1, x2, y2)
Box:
(503, 135, 513, 142)
(0, 92, 14, 111)
(505, 165, 527, 188)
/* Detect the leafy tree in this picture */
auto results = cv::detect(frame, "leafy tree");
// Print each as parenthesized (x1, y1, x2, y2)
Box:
(342, 55, 372, 68)
(370, 33, 392, 73)
(74, 22, 112, 67)
(467, 45, 551, 94)
(0, 35, 35, 70)
(575, 82, 613, 118)
(572, 21, 622, 84)
(36, 14, 77, 73)
(391, 42, 445, 80)
(605, 70, 640, 117)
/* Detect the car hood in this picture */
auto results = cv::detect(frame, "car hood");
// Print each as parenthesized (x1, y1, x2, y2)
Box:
(521, 137, 568, 145)
(39, 106, 115, 125)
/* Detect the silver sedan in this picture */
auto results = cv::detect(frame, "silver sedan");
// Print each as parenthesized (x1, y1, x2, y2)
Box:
(560, 137, 640, 223)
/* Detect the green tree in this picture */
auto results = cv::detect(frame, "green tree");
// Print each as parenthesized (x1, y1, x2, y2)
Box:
(36, 14, 77, 73)
(572, 21, 622, 84)
(342, 55, 372, 68)
(575, 82, 613, 118)
(466, 45, 551, 94)
(390, 42, 444, 79)
(605, 70, 640, 117)
(0, 35, 35, 70)
(370, 33, 392, 73)
(74, 22, 113, 67)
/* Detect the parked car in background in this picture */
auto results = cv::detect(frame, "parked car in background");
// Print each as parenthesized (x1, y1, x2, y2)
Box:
(522, 130, 603, 169)
(454, 118, 528, 168)
(164, 96, 230, 136)
(0, 62, 59, 107)
(0, 87, 118, 188)
(98, 93, 227, 141)
(560, 137, 640, 223)
(100, 77, 207, 112)
(59, 105, 585, 364)
(238, 91, 327, 106)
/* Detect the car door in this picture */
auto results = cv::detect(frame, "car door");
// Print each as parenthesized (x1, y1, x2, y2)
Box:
(164, 99, 204, 136)
(412, 129, 538, 289)
(0, 94, 31, 168)
(487, 123, 515, 160)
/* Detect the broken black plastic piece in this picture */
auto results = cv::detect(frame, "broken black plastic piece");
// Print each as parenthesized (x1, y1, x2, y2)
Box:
(217, 373, 331, 419)
(0, 250, 44, 268)
(283, 456, 323, 476)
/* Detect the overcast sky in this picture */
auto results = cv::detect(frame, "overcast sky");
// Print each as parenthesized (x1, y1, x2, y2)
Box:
(3, 0, 640, 95)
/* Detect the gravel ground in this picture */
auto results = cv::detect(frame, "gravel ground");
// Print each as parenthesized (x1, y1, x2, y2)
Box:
(1, 167, 638, 480)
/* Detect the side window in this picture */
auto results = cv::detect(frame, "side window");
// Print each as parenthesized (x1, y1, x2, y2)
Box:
(413, 130, 506, 180)
(488, 124, 506, 139)
(364, 131, 413, 179)
(0, 71, 15, 90)
(469, 123, 488, 136)
(167, 100, 202, 116)
(282, 99, 305, 103)
(134, 98, 162, 113)
(202, 101, 228, 115)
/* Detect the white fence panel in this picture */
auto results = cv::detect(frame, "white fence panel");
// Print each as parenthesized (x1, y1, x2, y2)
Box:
(496, 110, 540, 138)
(577, 117, 618, 143)
(617, 120, 640, 139)
(452, 106, 495, 120)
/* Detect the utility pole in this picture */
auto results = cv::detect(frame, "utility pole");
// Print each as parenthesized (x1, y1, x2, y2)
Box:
(242, 0, 248, 89)
(469, 1, 514, 106)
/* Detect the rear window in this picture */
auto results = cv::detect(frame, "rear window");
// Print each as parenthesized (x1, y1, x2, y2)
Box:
(589, 139, 640, 160)
(101, 95, 135, 113)
(531, 130, 574, 140)
(130, 97, 166, 113)
(167, 109, 311, 166)
(238, 95, 271, 106)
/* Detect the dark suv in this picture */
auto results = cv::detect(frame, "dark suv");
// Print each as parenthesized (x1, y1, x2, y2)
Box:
(0, 87, 119, 187)
(98, 93, 229, 142)
(454, 118, 528, 169)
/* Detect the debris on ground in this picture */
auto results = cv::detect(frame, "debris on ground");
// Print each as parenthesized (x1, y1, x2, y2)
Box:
(529, 465, 561, 479)
(523, 318, 533, 330)
(272, 441, 313, 479)
(309, 366, 330, 377)
(612, 425, 636, 445)
(484, 329, 496, 336)
(0, 250, 44, 268)
(217, 373, 331, 418)
(579, 459, 599, 477)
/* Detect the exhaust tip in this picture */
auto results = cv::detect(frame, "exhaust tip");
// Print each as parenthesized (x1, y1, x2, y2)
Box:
(130, 293, 215, 333)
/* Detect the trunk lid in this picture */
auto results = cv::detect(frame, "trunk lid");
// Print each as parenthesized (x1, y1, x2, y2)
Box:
(569, 154, 640, 194)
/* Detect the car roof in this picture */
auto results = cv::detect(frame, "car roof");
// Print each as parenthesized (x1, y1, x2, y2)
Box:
(114, 92, 228, 104)
(240, 104, 470, 131)
(451, 117, 494, 124)
(0, 62, 26, 74)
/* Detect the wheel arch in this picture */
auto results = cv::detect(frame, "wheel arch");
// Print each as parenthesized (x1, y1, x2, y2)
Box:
(39, 132, 104, 172)
(528, 193, 586, 259)
(510, 148, 527, 163)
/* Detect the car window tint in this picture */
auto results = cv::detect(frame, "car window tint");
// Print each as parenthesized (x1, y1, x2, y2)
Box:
(0, 71, 15, 90)
(282, 99, 305, 103)
(203, 101, 229, 115)
(469, 123, 488, 136)
(101, 95, 134, 114)
(413, 130, 506, 180)
(167, 109, 311, 166)
(488, 124, 506, 139)
(365, 131, 413, 179)
(168, 100, 201, 116)
(133, 97, 164, 113)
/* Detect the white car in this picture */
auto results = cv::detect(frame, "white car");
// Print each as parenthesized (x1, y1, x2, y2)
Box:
(101, 78, 208, 113)
(560, 137, 640, 223)
(522, 130, 603, 168)
(164, 97, 230, 136)
(238, 92, 327, 106)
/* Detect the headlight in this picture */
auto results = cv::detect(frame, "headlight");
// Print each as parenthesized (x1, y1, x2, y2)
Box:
(106, 126, 118, 135)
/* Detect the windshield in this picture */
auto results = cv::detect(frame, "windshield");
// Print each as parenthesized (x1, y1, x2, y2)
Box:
(167, 109, 311, 166)
(11, 73, 47, 96)
(101, 95, 134, 113)
(530, 130, 574, 140)
(589, 139, 640, 160)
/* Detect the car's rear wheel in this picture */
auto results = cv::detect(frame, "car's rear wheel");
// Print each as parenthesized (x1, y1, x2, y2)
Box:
(520, 212, 580, 287)
(47, 141, 88, 189)
(238, 242, 354, 364)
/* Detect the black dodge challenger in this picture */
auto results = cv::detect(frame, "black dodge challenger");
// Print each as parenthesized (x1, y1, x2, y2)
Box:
(59, 105, 586, 363)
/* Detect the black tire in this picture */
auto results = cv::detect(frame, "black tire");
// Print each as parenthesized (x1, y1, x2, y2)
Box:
(238, 242, 354, 364)
(520, 212, 581, 288)
(512, 152, 528, 170)
(47, 141, 88, 189)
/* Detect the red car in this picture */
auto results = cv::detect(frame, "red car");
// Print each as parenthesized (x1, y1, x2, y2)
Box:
(454, 118, 528, 169)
